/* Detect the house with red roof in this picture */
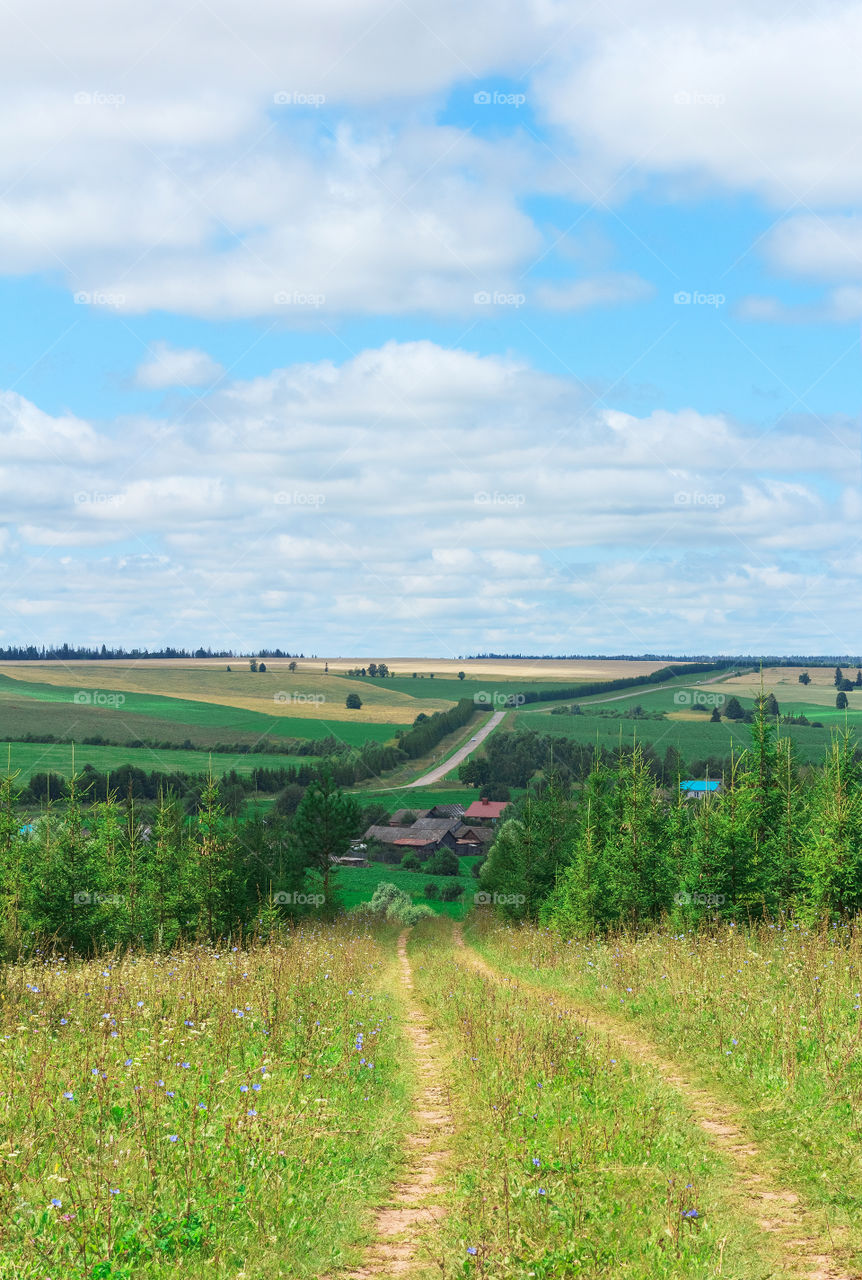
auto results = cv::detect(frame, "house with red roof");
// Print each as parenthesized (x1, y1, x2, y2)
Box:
(463, 797, 509, 822)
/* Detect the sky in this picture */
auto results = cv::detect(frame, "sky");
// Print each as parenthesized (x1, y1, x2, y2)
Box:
(1, 0, 860, 657)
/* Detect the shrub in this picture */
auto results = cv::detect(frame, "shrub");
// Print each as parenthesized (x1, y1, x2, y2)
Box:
(425, 848, 459, 876)
(424, 882, 439, 899)
(440, 882, 463, 902)
(400, 852, 421, 872)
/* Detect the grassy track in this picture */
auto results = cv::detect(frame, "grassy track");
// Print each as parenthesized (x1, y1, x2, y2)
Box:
(0, 921, 412, 1279)
(468, 916, 862, 1277)
(406, 918, 780, 1279)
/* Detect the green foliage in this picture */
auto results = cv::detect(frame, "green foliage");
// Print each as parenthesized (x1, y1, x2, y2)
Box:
(424, 847, 459, 876)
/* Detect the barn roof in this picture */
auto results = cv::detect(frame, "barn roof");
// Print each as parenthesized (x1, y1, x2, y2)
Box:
(463, 799, 509, 819)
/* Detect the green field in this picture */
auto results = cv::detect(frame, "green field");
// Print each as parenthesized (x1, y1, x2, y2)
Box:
(354, 786, 484, 812)
(336, 857, 483, 917)
(0, 740, 306, 782)
(0, 674, 406, 748)
(363, 675, 584, 702)
(517, 681, 854, 765)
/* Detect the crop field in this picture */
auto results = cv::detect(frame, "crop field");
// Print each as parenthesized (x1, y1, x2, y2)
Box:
(0, 741, 307, 783)
(517, 677, 862, 766)
(0, 665, 443, 725)
(0, 673, 408, 749)
(18, 913, 862, 1278)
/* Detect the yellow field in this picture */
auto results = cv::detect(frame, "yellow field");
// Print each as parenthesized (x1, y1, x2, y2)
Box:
(0, 665, 451, 724)
(2, 656, 676, 680)
(719, 665, 861, 708)
(319, 657, 673, 679)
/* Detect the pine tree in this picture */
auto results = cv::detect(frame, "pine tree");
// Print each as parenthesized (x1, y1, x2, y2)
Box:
(802, 733, 862, 918)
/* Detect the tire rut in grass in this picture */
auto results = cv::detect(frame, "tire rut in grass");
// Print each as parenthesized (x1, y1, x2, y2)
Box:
(341, 930, 453, 1279)
(452, 924, 857, 1280)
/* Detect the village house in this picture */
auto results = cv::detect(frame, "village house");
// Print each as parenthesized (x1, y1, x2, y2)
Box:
(462, 797, 509, 823)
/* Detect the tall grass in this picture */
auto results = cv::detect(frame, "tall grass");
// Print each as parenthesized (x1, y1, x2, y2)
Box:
(407, 918, 774, 1279)
(0, 919, 410, 1278)
(474, 914, 862, 1269)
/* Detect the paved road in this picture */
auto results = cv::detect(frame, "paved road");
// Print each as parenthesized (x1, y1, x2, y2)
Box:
(406, 710, 506, 788)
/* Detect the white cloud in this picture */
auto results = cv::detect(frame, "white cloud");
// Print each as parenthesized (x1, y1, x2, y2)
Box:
(0, 340, 857, 653)
(135, 343, 224, 389)
(535, 2, 862, 207)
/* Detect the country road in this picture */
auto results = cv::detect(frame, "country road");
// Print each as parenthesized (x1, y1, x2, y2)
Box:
(405, 709, 505, 788)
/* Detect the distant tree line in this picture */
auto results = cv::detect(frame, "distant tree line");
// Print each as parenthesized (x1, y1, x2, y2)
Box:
(0, 644, 301, 661)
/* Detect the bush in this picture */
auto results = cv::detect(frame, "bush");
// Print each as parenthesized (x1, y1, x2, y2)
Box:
(368, 882, 434, 926)
(440, 882, 463, 902)
(346, 693, 362, 709)
(425, 848, 459, 876)
(424, 882, 439, 899)
(400, 852, 421, 872)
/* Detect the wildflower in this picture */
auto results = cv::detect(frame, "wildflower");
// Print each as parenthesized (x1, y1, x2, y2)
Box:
(180, 1062, 190, 1069)
(51, 1198, 62, 1208)
(252, 1083, 261, 1092)
(168, 1135, 178, 1142)
(110, 1189, 120, 1196)
(248, 1108, 258, 1117)
(125, 1058, 133, 1066)
(59, 1018, 67, 1026)
(467, 1246, 478, 1255)
(166, 1091, 175, 1099)
(240, 1084, 249, 1093)
(62, 1091, 74, 1101)
(532, 1157, 540, 1167)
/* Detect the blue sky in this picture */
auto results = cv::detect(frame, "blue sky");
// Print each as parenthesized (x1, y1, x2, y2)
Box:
(1, 0, 860, 655)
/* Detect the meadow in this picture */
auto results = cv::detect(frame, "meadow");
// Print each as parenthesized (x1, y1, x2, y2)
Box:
(334, 857, 482, 919)
(468, 913, 862, 1274)
(0, 920, 412, 1279)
